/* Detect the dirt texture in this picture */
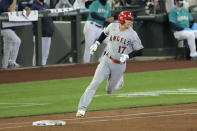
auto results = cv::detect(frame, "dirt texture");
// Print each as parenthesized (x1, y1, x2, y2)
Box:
(0, 59, 197, 131)
(0, 59, 197, 84)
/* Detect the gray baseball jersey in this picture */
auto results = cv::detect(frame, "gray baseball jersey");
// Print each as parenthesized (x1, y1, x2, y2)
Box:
(104, 23, 143, 59)
(77, 23, 143, 113)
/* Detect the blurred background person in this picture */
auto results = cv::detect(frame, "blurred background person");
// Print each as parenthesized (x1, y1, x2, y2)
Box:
(165, 0, 174, 12)
(166, 0, 190, 12)
(168, 0, 197, 60)
(83, 0, 114, 63)
(0, 0, 30, 69)
(31, 0, 54, 66)
(183, 0, 189, 10)
(112, 0, 124, 10)
(73, 0, 87, 9)
(55, 0, 73, 8)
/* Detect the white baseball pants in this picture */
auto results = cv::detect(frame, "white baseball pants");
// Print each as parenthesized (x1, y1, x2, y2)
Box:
(174, 30, 197, 57)
(1, 29, 21, 68)
(83, 21, 107, 63)
(33, 37, 51, 66)
(78, 55, 126, 112)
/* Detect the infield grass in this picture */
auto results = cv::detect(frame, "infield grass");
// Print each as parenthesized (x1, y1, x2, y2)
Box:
(0, 68, 197, 118)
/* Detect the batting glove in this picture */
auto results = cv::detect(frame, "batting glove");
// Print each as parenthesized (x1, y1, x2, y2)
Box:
(120, 54, 129, 63)
(90, 41, 100, 55)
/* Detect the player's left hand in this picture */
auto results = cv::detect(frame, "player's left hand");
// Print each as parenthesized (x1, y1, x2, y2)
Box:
(90, 41, 100, 55)
(120, 54, 129, 63)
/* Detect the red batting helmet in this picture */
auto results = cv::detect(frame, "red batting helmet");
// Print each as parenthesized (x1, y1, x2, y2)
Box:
(118, 11, 133, 24)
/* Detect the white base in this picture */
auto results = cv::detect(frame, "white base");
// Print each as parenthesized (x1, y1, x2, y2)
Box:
(32, 120, 66, 126)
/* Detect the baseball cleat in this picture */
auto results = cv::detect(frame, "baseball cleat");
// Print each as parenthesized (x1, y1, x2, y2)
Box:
(8, 62, 21, 68)
(76, 110, 85, 117)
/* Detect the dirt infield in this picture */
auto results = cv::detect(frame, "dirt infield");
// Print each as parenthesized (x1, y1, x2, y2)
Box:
(0, 103, 197, 131)
(0, 59, 197, 131)
(0, 59, 197, 84)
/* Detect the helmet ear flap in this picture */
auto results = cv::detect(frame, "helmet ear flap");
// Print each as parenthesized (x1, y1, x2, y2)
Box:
(118, 16, 125, 24)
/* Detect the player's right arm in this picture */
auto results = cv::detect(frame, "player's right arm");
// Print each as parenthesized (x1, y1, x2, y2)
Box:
(97, 32, 107, 44)
(90, 23, 113, 55)
(89, 32, 107, 55)
(96, 23, 113, 44)
(0, 0, 16, 12)
(91, 13, 114, 23)
(8, 0, 17, 12)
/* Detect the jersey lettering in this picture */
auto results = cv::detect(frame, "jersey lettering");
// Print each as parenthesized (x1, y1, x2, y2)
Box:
(121, 38, 124, 43)
(124, 39, 126, 44)
(113, 36, 116, 41)
(98, 8, 108, 14)
(177, 16, 189, 21)
(109, 35, 128, 45)
(117, 36, 120, 42)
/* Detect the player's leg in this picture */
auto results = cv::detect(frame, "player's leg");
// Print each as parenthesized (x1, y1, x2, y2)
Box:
(9, 32, 21, 67)
(77, 61, 110, 116)
(32, 36, 51, 66)
(106, 63, 126, 94)
(194, 30, 197, 42)
(41, 37, 51, 65)
(83, 22, 96, 63)
(1, 29, 20, 68)
(174, 31, 197, 57)
(32, 36, 36, 66)
(1, 29, 11, 68)
(106, 74, 123, 94)
(2, 42, 12, 69)
(114, 75, 124, 91)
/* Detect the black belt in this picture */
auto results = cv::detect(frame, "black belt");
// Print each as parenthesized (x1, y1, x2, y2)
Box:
(90, 22, 102, 28)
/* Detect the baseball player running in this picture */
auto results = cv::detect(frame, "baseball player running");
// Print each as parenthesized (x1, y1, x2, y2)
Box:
(76, 11, 144, 117)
